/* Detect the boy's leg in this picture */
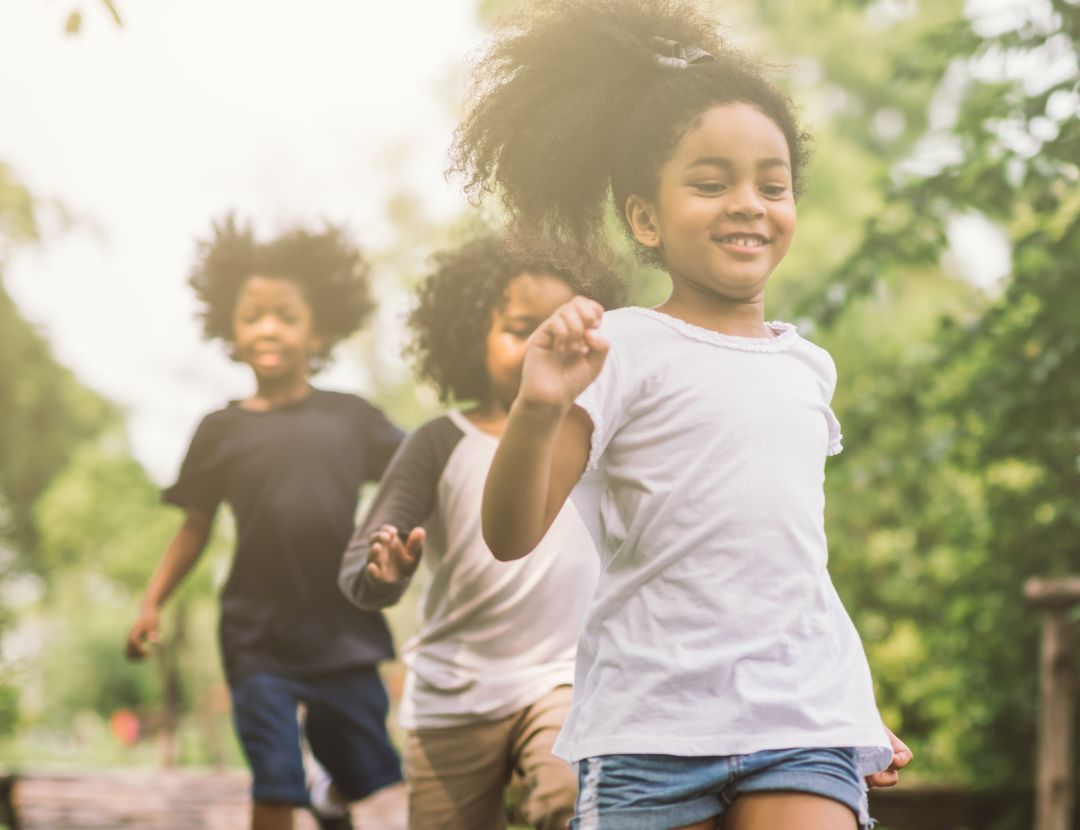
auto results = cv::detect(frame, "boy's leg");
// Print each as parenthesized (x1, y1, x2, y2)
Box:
(301, 667, 402, 803)
(230, 673, 310, 830)
(252, 803, 294, 830)
(403, 719, 513, 830)
(507, 685, 578, 830)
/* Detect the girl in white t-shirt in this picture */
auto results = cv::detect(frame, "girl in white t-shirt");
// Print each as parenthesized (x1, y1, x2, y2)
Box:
(451, 1, 912, 829)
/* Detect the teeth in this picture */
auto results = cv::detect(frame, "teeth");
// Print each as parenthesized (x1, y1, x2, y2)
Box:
(719, 236, 765, 247)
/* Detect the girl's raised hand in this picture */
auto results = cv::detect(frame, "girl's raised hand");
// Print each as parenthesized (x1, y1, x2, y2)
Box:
(519, 297, 608, 411)
(366, 525, 424, 584)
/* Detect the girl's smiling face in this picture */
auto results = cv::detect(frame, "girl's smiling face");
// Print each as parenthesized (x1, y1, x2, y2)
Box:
(627, 102, 797, 303)
(232, 275, 324, 381)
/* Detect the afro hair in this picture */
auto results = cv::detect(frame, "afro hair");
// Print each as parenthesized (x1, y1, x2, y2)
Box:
(188, 215, 375, 371)
(408, 234, 624, 403)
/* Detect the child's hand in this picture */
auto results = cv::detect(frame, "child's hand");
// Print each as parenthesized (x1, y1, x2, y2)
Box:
(865, 727, 912, 788)
(518, 297, 608, 411)
(366, 524, 424, 584)
(124, 605, 161, 661)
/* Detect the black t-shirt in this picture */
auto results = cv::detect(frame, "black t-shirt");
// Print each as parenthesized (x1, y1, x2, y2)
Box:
(163, 389, 404, 684)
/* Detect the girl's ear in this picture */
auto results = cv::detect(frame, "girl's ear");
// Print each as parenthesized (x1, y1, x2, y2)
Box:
(625, 195, 662, 249)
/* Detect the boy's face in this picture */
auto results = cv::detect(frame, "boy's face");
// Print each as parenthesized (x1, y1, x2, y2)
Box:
(232, 276, 324, 382)
(486, 273, 576, 410)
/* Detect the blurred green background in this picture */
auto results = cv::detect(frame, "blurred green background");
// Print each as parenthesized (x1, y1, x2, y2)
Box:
(0, 0, 1077, 823)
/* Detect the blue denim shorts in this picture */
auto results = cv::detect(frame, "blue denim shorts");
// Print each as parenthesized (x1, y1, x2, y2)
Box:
(571, 747, 870, 830)
(231, 668, 402, 805)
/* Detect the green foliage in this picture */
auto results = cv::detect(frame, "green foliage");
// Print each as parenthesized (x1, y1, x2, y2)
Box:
(0, 686, 18, 739)
(64, 1, 123, 36)
(28, 438, 232, 719)
(794, 0, 1080, 793)
(34, 439, 199, 591)
(0, 278, 114, 566)
(0, 164, 38, 245)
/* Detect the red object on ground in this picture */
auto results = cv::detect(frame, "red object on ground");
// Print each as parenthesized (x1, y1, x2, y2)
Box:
(109, 709, 140, 747)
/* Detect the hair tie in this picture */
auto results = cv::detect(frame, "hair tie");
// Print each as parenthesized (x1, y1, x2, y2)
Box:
(652, 36, 714, 69)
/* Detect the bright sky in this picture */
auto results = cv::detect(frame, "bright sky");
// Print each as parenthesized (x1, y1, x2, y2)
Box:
(0, 0, 481, 482)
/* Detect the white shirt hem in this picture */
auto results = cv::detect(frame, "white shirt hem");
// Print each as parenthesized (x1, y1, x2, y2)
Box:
(553, 730, 894, 776)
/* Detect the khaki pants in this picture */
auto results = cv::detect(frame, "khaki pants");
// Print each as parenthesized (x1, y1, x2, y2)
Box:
(403, 685, 577, 830)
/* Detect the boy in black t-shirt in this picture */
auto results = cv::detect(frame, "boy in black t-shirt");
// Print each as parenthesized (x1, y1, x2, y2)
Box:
(125, 218, 404, 830)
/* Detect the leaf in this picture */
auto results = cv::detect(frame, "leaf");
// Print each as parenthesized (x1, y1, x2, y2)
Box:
(100, 0, 122, 27)
(64, 10, 82, 35)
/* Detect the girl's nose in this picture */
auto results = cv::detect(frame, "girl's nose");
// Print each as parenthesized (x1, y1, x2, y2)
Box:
(725, 184, 766, 219)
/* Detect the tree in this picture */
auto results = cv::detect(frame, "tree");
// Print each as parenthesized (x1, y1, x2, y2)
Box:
(791, 0, 1080, 795)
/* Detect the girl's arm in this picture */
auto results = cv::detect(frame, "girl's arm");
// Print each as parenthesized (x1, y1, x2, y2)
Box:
(482, 297, 607, 561)
(340, 418, 462, 611)
(124, 508, 213, 659)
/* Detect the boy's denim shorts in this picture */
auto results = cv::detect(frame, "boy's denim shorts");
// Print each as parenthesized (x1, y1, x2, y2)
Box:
(571, 747, 871, 830)
(230, 667, 402, 805)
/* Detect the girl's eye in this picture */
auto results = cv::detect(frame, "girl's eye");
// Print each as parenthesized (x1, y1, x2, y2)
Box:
(507, 327, 534, 340)
(761, 185, 788, 197)
(693, 182, 726, 194)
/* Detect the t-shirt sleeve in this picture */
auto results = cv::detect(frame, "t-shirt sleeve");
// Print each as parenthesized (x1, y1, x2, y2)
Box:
(823, 353, 843, 456)
(161, 413, 229, 514)
(339, 417, 464, 611)
(574, 317, 625, 473)
(361, 403, 406, 482)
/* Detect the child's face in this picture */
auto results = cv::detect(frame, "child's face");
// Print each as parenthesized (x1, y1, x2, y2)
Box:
(628, 102, 796, 303)
(486, 273, 576, 410)
(231, 276, 324, 381)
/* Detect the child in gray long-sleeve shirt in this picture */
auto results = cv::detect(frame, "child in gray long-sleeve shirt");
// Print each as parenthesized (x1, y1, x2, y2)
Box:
(339, 235, 623, 830)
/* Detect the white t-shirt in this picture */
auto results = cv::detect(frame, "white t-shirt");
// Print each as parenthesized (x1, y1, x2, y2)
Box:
(556, 307, 892, 776)
(341, 409, 599, 729)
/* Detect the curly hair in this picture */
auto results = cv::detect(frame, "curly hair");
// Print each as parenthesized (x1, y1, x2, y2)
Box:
(188, 216, 375, 370)
(408, 235, 625, 403)
(450, 0, 811, 265)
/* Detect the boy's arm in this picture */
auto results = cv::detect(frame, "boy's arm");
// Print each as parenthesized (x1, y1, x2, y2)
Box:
(340, 418, 461, 611)
(482, 297, 605, 562)
(125, 508, 213, 660)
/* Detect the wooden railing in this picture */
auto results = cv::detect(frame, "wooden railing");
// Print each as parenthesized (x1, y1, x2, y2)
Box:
(1026, 577, 1080, 830)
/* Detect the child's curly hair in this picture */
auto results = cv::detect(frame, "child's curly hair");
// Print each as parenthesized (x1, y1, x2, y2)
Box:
(408, 235, 625, 403)
(450, 0, 811, 265)
(189, 216, 375, 371)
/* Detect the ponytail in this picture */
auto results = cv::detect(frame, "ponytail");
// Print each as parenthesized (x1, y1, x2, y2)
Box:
(451, 0, 808, 264)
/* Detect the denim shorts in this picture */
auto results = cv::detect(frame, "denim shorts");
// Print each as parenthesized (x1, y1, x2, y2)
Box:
(230, 667, 402, 805)
(571, 747, 870, 830)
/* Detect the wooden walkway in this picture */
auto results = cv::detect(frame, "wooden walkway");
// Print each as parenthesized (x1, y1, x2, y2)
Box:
(10, 770, 406, 830)
(1, 768, 1031, 830)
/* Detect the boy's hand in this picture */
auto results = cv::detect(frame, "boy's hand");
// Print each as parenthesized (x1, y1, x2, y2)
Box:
(518, 297, 608, 412)
(866, 727, 912, 788)
(125, 605, 161, 661)
(366, 525, 424, 584)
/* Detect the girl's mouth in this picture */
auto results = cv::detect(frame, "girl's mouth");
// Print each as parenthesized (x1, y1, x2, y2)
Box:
(713, 234, 769, 254)
(714, 234, 768, 247)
